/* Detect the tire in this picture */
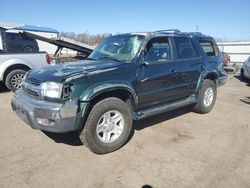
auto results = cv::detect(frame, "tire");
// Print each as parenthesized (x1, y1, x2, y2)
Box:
(5, 69, 26, 91)
(79, 97, 133, 154)
(193, 79, 217, 114)
(23, 46, 33, 53)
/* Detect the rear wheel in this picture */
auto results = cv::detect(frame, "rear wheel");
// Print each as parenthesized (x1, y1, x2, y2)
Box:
(5, 69, 26, 91)
(193, 79, 217, 114)
(80, 97, 133, 154)
(23, 46, 33, 53)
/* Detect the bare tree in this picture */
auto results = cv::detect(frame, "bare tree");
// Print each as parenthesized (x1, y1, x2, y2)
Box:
(60, 32, 111, 46)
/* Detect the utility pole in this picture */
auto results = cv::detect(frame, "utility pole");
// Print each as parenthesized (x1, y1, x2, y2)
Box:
(195, 25, 199, 32)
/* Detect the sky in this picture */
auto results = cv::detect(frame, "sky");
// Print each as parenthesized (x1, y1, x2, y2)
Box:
(0, 0, 250, 41)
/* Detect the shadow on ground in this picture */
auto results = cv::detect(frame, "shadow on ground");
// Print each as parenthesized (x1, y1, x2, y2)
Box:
(234, 75, 250, 86)
(240, 97, 250, 105)
(0, 83, 9, 93)
(42, 131, 83, 146)
(43, 105, 193, 146)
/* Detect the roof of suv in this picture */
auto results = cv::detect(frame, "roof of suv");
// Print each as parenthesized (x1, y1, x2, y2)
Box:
(128, 29, 213, 40)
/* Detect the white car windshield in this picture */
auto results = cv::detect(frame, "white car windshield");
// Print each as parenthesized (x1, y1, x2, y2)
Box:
(88, 35, 145, 62)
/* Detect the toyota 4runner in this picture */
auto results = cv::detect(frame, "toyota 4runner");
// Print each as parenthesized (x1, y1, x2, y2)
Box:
(11, 30, 227, 154)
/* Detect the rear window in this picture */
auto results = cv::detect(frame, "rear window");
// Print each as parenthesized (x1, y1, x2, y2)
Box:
(174, 37, 198, 59)
(199, 40, 218, 56)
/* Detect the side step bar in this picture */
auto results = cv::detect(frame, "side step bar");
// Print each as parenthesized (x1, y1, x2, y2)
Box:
(133, 98, 196, 120)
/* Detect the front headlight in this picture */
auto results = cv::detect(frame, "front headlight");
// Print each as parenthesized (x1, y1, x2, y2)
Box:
(41, 82, 63, 99)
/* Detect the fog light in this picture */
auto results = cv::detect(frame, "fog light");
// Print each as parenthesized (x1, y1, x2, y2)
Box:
(36, 118, 55, 126)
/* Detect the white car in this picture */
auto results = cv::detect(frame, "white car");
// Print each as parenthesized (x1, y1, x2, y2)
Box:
(241, 56, 250, 80)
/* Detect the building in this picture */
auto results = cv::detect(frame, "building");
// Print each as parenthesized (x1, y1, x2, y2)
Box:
(218, 41, 250, 63)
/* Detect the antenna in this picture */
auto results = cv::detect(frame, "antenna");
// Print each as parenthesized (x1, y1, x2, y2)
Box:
(195, 25, 199, 32)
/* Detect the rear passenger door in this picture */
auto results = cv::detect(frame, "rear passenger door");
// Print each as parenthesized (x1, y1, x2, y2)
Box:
(171, 37, 203, 98)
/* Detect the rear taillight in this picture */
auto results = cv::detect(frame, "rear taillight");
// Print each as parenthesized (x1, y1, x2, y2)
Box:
(46, 54, 51, 64)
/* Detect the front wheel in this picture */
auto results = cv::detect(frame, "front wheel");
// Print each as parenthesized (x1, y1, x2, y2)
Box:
(80, 97, 133, 154)
(193, 79, 217, 114)
(5, 69, 27, 91)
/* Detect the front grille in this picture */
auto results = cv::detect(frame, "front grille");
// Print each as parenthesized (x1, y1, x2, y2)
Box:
(22, 86, 40, 97)
(26, 76, 41, 86)
(22, 77, 41, 98)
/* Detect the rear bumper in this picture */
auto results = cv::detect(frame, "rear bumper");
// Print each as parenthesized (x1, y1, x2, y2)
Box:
(11, 90, 87, 133)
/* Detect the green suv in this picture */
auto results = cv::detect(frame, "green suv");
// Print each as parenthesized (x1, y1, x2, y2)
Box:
(11, 30, 227, 154)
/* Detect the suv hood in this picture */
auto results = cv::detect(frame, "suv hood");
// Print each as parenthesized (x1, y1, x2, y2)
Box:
(28, 60, 125, 83)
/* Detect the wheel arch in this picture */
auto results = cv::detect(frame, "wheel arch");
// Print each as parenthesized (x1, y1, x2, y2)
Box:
(204, 72, 219, 82)
(80, 83, 138, 109)
(195, 71, 219, 95)
(3, 64, 31, 82)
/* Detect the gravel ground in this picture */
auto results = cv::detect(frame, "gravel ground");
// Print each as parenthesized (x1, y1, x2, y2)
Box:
(0, 75, 249, 188)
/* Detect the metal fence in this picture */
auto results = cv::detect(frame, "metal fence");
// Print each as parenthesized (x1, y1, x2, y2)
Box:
(217, 42, 250, 64)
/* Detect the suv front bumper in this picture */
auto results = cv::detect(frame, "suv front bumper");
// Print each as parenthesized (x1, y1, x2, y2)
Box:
(11, 90, 87, 133)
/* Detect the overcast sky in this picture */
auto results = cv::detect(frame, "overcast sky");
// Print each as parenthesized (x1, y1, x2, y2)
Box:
(1, 0, 250, 41)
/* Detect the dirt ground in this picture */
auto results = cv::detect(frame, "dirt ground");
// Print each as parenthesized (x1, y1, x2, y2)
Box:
(0, 75, 249, 188)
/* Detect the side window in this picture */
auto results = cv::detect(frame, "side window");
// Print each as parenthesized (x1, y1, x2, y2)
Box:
(145, 37, 173, 62)
(6, 33, 20, 41)
(191, 40, 200, 57)
(174, 37, 196, 59)
(199, 40, 218, 56)
(6, 33, 13, 40)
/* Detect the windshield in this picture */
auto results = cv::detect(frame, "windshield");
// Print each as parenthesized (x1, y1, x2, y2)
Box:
(88, 35, 145, 62)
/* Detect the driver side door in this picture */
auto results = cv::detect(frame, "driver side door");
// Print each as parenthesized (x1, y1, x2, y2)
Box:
(135, 36, 178, 109)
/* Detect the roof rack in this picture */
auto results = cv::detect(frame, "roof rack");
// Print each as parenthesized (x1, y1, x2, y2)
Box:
(156, 29, 181, 33)
(187, 32, 203, 36)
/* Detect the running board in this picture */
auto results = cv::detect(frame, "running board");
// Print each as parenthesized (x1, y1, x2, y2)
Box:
(133, 98, 196, 120)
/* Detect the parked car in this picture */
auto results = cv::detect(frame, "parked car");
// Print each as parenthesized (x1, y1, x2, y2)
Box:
(0, 52, 51, 91)
(222, 52, 230, 66)
(221, 51, 239, 74)
(241, 56, 250, 80)
(11, 30, 227, 154)
(5, 32, 39, 53)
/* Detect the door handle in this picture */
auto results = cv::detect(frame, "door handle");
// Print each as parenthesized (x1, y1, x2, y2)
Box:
(200, 65, 205, 70)
(141, 77, 148, 82)
(142, 61, 149, 66)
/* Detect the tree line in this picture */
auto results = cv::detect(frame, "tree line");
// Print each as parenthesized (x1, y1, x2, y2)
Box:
(60, 32, 112, 46)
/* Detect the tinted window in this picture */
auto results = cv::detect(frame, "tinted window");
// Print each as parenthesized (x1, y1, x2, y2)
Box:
(174, 37, 195, 59)
(199, 40, 217, 56)
(191, 40, 200, 57)
(21, 34, 33, 41)
(6, 33, 20, 41)
(145, 37, 172, 62)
